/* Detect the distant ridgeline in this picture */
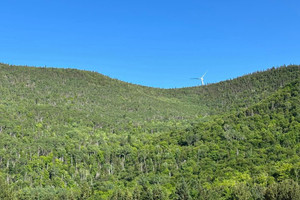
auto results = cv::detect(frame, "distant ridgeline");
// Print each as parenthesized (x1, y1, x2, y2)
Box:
(0, 63, 300, 199)
(0, 63, 299, 130)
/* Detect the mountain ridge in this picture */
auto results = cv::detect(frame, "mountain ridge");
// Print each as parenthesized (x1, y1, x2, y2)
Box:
(1, 63, 299, 124)
(1, 63, 300, 199)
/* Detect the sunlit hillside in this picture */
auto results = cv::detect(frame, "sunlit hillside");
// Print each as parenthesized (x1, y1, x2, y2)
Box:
(0, 63, 299, 199)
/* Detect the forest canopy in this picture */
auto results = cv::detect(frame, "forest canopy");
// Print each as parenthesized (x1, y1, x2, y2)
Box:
(0, 63, 299, 199)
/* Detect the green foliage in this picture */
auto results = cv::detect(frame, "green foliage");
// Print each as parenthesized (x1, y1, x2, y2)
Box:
(0, 173, 14, 200)
(0, 63, 300, 199)
(265, 179, 300, 200)
(174, 178, 192, 200)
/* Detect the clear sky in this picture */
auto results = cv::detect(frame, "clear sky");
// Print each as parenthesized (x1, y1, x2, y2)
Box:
(0, 0, 299, 88)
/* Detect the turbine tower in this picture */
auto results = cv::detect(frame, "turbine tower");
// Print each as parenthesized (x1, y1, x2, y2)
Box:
(200, 72, 207, 86)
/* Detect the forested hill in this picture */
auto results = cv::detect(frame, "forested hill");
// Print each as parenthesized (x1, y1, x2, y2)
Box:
(1, 63, 300, 199)
(170, 65, 300, 114)
(0, 63, 203, 131)
(0, 63, 299, 130)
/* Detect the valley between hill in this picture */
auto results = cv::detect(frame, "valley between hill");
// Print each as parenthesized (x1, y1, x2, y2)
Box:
(0, 63, 300, 199)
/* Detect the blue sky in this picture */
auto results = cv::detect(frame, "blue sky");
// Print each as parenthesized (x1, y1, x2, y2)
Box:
(0, 0, 299, 88)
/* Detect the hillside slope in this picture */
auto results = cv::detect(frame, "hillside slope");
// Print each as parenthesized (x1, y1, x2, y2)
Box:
(171, 65, 300, 114)
(0, 63, 299, 131)
(0, 63, 203, 132)
(0, 63, 300, 199)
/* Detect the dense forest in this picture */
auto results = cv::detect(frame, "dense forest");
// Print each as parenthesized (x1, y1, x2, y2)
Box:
(0, 63, 300, 199)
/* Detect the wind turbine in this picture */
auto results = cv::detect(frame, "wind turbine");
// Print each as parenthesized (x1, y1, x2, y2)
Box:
(191, 72, 207, 86)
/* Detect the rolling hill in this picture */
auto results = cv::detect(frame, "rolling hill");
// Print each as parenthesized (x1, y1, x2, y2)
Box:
(0, 63, 299, 199)
(0, 63, 299, 129)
